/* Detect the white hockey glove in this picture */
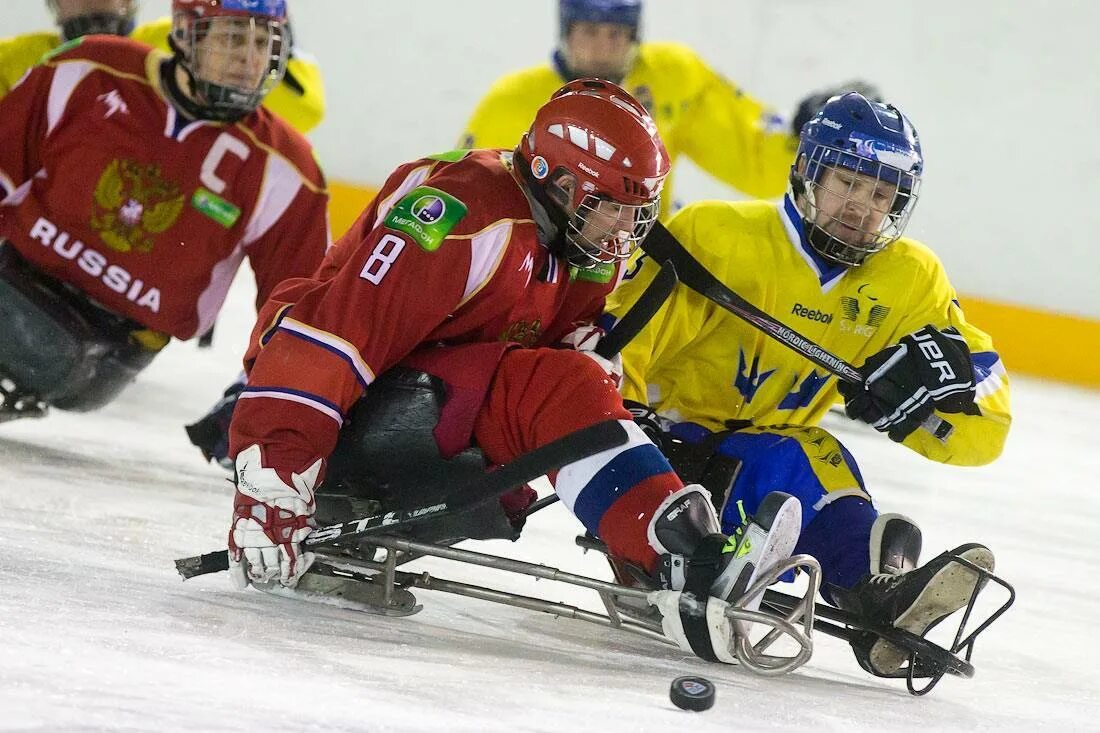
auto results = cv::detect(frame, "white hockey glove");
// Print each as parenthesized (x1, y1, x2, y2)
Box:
(227, 444, 322, 590)
(560, 324, 623, 388)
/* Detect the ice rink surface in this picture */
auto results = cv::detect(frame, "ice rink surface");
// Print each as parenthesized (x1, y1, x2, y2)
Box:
(2, 274, 1098, 732)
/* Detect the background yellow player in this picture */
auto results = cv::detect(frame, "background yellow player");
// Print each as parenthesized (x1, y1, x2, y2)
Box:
(0, 0, 325, 133)
(605, 92, 1011, 678)
(460, 0, 876, 217)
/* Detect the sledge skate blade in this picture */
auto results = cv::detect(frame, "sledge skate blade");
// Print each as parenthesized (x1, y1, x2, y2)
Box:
(871, 545, 994, 674)
(253, 573, 422, 617)
(733, 497, 802, 619)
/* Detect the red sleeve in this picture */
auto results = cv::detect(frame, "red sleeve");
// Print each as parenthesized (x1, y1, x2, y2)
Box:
(0, 63, 52, 197)
(230, 201, 474, 475)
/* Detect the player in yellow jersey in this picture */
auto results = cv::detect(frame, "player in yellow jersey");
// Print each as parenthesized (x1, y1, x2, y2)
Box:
(460, 0, 877, 218)
(605, 92, 1011, 678)
(0, 0, 324, 134)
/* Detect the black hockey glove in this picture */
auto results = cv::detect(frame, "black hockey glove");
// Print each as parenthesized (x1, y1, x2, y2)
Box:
(791, 80, 883, 136)
(185, 378, 245, 468)
(623, 399, 671, 444)
(838, 325, 977, 442)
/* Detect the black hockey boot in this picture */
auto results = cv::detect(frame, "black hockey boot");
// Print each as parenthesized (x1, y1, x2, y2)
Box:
(655, 488, 801, 610)
(837, 540, 994, 675)
(603, 487, 801, 625)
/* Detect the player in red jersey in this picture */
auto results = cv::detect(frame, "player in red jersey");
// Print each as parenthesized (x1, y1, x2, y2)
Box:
(224, 79, 807, 665)
(0, 0, 328, 421)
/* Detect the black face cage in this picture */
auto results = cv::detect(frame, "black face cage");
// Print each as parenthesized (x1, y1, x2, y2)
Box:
(49, 1, 137, 40)
(173, 14, 288, 121)
(796, 144, 921, 267)
(565, 193, 660, 269)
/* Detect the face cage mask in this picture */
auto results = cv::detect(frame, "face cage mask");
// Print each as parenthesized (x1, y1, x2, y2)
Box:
(564, 192, 660, 269)
(796, 144, 921, 267)
(56, 11, 136, 40)
(178, 15, 288, 121)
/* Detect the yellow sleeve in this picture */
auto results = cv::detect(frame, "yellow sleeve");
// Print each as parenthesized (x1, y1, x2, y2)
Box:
(891, 248, 1012, 466)
(458, 66, 561, 149)
(607, 204, 714, 404)
(131, 18, 326, 135)
(672, 53, 796, 200)
(264, 52, 325, 134)
(0, 32, 61, 99)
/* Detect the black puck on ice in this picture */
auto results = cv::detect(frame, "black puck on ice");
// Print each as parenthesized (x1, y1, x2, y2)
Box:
(669, 675, 715, 711)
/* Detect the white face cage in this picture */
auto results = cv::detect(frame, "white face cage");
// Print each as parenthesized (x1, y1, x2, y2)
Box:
(798, 143, 921, 267)
(565, 193, 661, 268)
(174, 14, 288, 118)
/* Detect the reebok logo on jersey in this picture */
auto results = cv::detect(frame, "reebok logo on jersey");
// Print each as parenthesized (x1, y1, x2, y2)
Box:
(383, 186, 467, 252)
(791, 303, 833, 324)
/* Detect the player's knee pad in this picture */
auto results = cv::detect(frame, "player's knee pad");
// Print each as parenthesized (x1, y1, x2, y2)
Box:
(519, 347, 626, 420)
(712, 425, 871, 535)
(0, 243, 164, 412)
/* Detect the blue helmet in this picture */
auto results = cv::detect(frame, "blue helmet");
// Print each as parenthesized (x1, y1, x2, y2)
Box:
(559, 0, 643, 40)
(792, 92, 923, 266)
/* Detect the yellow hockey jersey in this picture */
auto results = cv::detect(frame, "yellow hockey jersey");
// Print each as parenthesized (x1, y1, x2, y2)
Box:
(0, 17, 325, 134)
(460, 42, 796, 217)
(607, 197, 1012, 466)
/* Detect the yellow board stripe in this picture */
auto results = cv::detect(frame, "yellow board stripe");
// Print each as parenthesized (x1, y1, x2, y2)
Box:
(326, 179, 1100, 389)
(328, 179, 380, 239)
(956, 296, 1100, 388)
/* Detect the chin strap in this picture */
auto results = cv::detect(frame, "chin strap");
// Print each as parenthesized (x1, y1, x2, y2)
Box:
(513, 149, 572, 257)
(551, 49, 628, 86)
(159, 54, 251, 124)
(59, 13, 135, 41)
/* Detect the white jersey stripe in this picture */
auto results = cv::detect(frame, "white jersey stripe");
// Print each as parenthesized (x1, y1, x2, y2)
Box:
(975, 358, 1007, 399)
(278, 317, 376, 388)
(373, 166, 431, 229)
(193, 245, 247, 338)
(47, 61, 93, 136)
(241, 153, 305, 247)
(462, 219, 513, 303)
(238, 389, 344, 426)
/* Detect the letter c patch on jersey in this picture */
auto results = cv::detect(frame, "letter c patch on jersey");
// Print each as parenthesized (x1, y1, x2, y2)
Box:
(382, 186, 467, 252)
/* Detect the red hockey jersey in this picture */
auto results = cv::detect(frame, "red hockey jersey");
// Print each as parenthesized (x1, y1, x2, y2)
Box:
(0, 36, 329, 340)
(231, 148, 627, 474)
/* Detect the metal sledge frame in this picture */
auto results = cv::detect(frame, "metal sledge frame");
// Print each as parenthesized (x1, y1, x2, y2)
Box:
(312, 536, 822, 677)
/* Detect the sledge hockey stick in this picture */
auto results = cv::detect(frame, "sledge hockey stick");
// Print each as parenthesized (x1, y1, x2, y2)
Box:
(594, 260, 678, 359)
(640, 222, 954, 443)
(174, 419, 629, 579)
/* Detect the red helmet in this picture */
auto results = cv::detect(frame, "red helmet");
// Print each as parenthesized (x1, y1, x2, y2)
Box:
(170, 0, 290, 121)
(517, 78, 669, 267)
